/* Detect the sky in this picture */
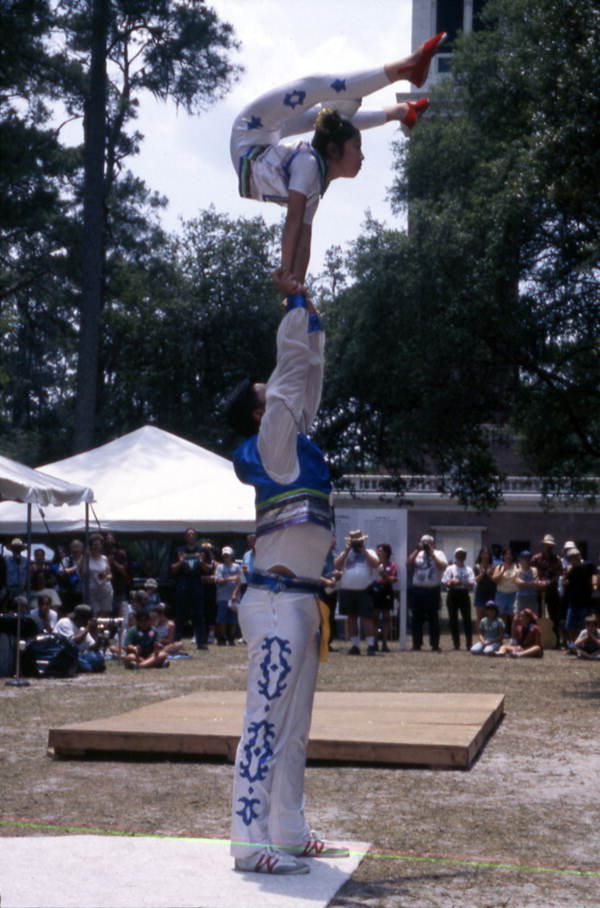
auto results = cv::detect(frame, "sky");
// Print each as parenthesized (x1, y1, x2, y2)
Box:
(127, 0, 415, 276)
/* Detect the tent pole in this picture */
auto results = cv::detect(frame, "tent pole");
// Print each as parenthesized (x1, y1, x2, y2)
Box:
(84, 502, 90, 602)
(5, 503, 31, 687)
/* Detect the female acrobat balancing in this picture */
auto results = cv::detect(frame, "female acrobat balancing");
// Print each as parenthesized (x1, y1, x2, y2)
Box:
(230, 32, 446, 294)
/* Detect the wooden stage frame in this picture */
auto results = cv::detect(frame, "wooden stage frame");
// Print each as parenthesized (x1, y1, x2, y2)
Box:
(48, 691, 504, 769)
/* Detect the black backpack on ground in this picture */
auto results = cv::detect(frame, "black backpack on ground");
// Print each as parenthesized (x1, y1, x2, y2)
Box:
(22, 633, 79, 678)
(0, 614, 38, 677)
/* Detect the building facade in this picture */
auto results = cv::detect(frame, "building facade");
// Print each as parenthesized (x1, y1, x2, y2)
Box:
(334, 473, 600, 570)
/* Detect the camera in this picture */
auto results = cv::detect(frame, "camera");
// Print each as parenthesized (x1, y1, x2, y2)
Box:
(95, 617, 124, 651)
(351, 541, 363, 552)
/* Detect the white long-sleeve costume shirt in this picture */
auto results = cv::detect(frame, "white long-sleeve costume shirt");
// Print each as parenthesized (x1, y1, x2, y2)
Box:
(254, 306, 330, 580)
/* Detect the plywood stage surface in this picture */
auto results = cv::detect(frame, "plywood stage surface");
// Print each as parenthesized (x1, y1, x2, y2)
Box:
(49, 691, 504, 769)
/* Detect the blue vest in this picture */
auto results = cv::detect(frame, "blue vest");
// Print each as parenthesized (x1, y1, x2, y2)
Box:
(234, 433, 332, 539)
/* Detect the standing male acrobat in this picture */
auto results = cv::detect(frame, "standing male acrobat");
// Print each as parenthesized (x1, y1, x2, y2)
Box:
(226, 273, 347, 874)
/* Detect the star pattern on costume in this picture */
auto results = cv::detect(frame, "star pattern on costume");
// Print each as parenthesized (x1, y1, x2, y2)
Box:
(246, 115, 263, 130)
(283, 89, 306, 109)
(330, 78, 346, 93)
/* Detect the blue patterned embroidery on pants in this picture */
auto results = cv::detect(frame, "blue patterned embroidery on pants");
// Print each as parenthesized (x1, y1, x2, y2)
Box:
(258, 635, 292, 700)
(239, 718, 276, 783)
(236, 795, 261, 826)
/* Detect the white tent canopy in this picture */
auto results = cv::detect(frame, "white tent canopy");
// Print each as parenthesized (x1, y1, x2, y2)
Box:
(0, 453, 93, 507)
(0, 426, 255, 534)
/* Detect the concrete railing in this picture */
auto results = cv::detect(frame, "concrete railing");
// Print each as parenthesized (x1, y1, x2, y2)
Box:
(335, 474, 550, 498)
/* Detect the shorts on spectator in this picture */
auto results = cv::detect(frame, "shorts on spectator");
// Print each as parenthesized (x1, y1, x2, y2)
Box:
(495, 591, 516, 616)
(371, 584, 394, 611)
(339, 589, 374, 619)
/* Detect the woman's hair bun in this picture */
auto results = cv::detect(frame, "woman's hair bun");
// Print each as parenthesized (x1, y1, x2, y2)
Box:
(311, 107, 358, 157)
(313, 107, 344, 135)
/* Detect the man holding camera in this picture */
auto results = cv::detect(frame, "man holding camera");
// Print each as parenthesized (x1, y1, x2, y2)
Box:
(171, 528, 211, 649)
(54, 603, 105, 672)
(407, 533, 448, 652)
(335, 529, 380, 655)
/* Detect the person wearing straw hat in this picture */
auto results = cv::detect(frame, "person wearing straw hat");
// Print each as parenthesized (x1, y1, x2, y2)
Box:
(563, 547, 597, 643)
(335, 529, 380, 655)
(531, 534, 563, 643)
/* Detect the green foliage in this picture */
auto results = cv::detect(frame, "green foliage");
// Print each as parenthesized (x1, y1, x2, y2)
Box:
(316, 217, 506, 510)
(98, 208, 281, 453)
(0, 0, 242, 461)
(318, 0, 599, 507)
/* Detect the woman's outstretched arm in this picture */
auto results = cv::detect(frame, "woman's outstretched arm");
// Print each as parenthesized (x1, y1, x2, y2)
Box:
(281, 189, 310, 283)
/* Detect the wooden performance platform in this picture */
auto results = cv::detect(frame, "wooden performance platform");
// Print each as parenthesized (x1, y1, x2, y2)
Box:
(49, 691, 504, 769)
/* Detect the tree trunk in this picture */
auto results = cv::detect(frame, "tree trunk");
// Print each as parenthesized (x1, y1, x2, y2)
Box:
(72, 0, 109, 453)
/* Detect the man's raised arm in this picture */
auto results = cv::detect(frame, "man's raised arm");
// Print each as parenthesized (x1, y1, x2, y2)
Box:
(258, 286, 324, 484)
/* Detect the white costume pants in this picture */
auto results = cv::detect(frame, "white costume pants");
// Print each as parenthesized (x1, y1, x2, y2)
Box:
(230, 67, 389, 168)
(230, 586, 320, 858)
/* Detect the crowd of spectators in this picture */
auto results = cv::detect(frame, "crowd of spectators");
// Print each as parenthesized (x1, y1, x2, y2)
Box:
(1, 528, 598, 675)
(0, 530, 256, 674)
(406, 532, 599, 658)
(321, 529, 598, 658)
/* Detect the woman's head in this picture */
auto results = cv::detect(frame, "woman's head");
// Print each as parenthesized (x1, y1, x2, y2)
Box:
(477, 546, 491, 563)
(377, 543, 392, 561)
(89, 533, 104, 553)
(312, 108, 362, 175)
(503, 548, 514, 563)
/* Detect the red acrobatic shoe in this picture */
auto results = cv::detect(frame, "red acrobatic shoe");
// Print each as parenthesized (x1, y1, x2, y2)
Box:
(234, 846, 309, 874)
(409, 31, 447, 88)
(401, 98, 430, 136)
(288, 833, 350, 859)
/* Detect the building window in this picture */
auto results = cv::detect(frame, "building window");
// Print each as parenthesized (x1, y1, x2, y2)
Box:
(436, 0, 464, 50)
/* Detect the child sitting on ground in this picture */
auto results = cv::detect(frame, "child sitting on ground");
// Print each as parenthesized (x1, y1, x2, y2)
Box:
(149, 603, 184, 656)
(496, 608, 543, 658)
(124, 610, 169, 669)
(570, 615, 600, 660)
(470, 600, 505, 655)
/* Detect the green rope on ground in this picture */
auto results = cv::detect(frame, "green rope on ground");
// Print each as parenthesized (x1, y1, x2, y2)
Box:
(1, 818, 598, 878)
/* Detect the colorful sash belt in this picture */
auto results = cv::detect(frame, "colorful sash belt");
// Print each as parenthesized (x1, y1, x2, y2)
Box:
(248, 571, 322, 595)
(255, 491, 332, 539)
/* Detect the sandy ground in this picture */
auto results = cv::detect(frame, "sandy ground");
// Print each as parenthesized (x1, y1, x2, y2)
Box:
(1, 632, 599, 907)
